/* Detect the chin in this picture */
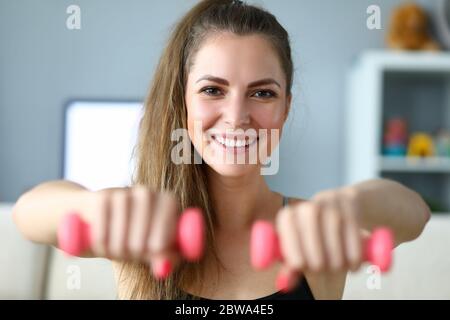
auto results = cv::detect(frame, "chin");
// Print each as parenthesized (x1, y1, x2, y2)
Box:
(206, 162, 260, 177)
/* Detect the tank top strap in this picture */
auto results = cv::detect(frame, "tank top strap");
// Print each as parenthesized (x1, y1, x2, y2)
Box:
(282, 195, 289, 207)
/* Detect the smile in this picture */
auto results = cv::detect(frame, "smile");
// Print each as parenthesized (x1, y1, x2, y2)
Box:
(211, 135, 259, 153)
(214, 135, 257, 147)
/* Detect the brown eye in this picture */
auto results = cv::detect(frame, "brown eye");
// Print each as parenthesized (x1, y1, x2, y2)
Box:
(201, 87, 222, 96)
(253, 90, 277, 99)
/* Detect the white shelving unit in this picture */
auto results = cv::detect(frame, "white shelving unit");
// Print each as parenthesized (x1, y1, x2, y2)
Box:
(345, 50, 450, 213)
(379, 156, 450, 173)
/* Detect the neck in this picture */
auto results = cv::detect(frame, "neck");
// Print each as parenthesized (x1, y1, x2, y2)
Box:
(206, 167, 281, 232)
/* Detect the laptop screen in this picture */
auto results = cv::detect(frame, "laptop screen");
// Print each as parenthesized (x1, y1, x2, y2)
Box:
(63, 100, 143, 191)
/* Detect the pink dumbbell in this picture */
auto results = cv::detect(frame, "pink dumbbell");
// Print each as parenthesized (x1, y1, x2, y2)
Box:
(251, 221, 394, 272)
(57, 207, 205, 262)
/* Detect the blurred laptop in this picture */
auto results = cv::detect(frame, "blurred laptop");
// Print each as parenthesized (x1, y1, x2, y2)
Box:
(63, 100, 143, 191)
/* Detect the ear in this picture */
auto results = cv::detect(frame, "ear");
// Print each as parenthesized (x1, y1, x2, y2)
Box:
(284, 94, 292, 122)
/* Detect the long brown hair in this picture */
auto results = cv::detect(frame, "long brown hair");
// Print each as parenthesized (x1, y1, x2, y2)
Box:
(115, 0, 294, 299)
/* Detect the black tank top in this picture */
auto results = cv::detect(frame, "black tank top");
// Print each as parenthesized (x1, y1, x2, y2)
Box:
(181, 196, 315, 300)
(182, 275, 315, 300)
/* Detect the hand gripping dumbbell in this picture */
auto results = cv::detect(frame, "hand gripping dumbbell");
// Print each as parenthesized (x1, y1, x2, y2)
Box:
(250, 221, 394, 272)
(57, 207, 205, 262)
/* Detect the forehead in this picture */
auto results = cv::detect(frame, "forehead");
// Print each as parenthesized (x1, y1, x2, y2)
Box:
(188, 32, 285, 85)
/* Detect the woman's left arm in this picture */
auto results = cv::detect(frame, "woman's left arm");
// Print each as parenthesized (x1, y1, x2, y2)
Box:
(341, 178, 431, 246)
(275, 178, 431, 298)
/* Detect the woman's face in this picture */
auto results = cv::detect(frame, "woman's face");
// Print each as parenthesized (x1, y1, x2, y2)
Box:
(185, 32, 291, 177)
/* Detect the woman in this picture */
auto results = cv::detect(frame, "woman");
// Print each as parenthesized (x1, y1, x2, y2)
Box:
(13, 0, 430, 300)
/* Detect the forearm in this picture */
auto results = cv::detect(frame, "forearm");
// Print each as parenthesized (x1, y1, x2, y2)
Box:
(12, 180, 92, 245)
(348, 179, 431, 244)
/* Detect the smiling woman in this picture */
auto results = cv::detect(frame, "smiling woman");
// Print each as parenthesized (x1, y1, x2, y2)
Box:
(12, 0, 430, 302)
(185, 32, 290, 179)
(121, 0, 297, 299)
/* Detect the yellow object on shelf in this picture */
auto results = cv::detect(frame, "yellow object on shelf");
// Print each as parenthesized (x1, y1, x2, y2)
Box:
(407, 133, 435, 157)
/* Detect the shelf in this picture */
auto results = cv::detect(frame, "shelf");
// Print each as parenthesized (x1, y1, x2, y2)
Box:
(346, 51, 450, 216)
(379, 156, 450, 173)
(355, 50, 450, 73)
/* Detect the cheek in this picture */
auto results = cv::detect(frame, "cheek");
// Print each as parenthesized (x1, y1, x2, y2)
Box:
(187, 100, 218, 145)
(188, 101, 217, 122)
(251, 106, 286, 156)
(251, 106, 285, 131)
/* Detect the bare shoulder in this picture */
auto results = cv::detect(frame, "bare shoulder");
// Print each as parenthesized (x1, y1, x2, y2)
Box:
(285, 196, 348, 300)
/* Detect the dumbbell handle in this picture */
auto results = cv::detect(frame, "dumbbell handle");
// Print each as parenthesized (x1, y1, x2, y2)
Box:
(57, 207, 205, 262)
(251, 221, 393, 272)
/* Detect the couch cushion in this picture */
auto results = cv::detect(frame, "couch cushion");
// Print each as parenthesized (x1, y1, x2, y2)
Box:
(0, 203, 49, 299)
(45, 249, 117, 299)
(343, 215, 450, 299)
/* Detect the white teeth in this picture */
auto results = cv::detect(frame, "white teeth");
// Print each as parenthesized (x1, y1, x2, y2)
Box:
(214, 136, 256, 148)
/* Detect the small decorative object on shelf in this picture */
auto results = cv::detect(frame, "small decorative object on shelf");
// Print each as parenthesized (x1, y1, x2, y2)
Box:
(386, 2, 441, 51)
(407, 132, 435, 157)
(346, 51, 450, 214)
(383, 117, 408, 156)
(435, 129, 450, 157)
(436, 0, 450, 50)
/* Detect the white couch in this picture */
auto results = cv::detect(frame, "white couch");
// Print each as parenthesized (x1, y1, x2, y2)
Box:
(343, 214, 450, 299)
(0, 203, 116, 299)
(1, 203, 449, 299)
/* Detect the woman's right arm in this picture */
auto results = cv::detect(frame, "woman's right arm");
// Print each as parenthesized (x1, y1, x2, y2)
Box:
(12, 180, 181, 278)
(12, 180, 93, 246)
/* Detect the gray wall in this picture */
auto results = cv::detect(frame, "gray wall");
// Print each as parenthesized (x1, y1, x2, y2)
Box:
(0, 0, 440, 202)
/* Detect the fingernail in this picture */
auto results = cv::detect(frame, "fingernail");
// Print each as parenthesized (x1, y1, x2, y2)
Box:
(275, 273, 290, 293)
(153, 258, 172, 280)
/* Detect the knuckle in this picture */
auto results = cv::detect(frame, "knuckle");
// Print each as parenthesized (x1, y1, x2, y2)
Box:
(299, 202, 321, 222)
(306, 201, 321, 213)
(342, 187, 359, 201)
(297, 204, 309, 219)
(313, 190, 337, 202)
(133, 186, 155, 205)
(132, 185, 148, 197)
(276, 206, 292, 228)
(114, 189, 130, 204)
(310, 259, 325, 273)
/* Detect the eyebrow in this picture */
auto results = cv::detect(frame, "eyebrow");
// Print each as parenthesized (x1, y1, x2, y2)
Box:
(196, 75, 281, 89)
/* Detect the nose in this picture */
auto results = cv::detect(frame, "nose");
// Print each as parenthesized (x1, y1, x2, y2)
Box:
(223, 95, 250, 128)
